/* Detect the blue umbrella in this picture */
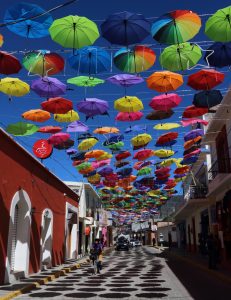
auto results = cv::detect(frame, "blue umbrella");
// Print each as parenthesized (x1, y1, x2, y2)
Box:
(71, 152, 86, 161)
(4, 2, 53, 38)
(117, 167, 133, 177)
(103, 134, 124, 145)
(68, 46, 111, 74)
(125, 125, 147, 133)
(184, 129, 204, 141)
(180, 156, 198, 165)
(193, 90, 223, 108)
(205, 42, 231, 68)
(101, 11, 150, 46)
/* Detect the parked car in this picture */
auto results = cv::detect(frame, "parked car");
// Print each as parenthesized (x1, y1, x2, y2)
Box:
(115, 238, 129, 251)
(130, 239, 142, 247)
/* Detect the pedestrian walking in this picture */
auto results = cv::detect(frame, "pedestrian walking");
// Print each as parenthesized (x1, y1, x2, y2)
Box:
(152, 237, 156, 247)
(90, 239, 103, 274)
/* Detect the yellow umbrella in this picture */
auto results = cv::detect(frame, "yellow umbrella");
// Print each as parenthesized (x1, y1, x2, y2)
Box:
(93, 127, 120, 134)
(0, 77, 30, 99)
(54, 110, 79, 122)
(88, 174, 101, 184)
(78, 138, 98, 151)
(148, 190, 161, 197)
(154, 149, 175, 158)
(175, 158, 184, 168)
(114, 96, 143, 112)
(131, 133, 152, 147)
(96, 152, 113, 160)
(154, 123, 181, 130)
(160, 158, 177, 167)
(22, 109, 51, 123)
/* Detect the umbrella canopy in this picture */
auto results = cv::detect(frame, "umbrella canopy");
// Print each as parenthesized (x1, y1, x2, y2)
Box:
(205, 42, 231, 68)
(0, 77, 30, 98)
(49, 15, 99, 49)
(67, 76, 104, 87)
(157, 132, 178, 145)
(96, 152, 113, 161)
(146, 71, 183, 93)
(174, 166, 190, 174)
(160, 158, 177, 167)
(41, 97, 73, 114)
(180, 156, 198, 165)
(92, 159, 111, 169)
(133, 149, 153, 161)
(154, 149, 175, 158)
(155, 167, 171, 175)
(0, 51, 22, 75)
(205, 6, 231, 42)
(98, 167, 113, 176)
(66, 148, 77, 155)
(115, 161, 130, 168)
(38, 126, 62, 134)
(114, 45, 156, 73)
(183, 105, 208, 118)
(184, 149, 201, 159)
(71, 151, 87, 161)
(54, 110, 79, 123)
(77, 98, 109, 118)
(146, 110, 174, 120)
(193, 90, 223, 108)
(137, 167, 152, 176)
(103, 134, 124, 145)
(115, 151, 131, 161)
(23, 50, 64, 76)
(67, 121, 89, 133)
(106, 141, 124, 151)
(4, 2, 53, 38)
(6, 122, 38, 136)
(114, 96, 143, 112)
(31, 77, 66, 98)
(184, 136, 202, 150)
(125, 125, 147, 133)
(181, 118, 209, 127)
(149, 93, 182, 111)
(160, 42, 202, 71)
(85, 150, 105, 159)
(78, 137, 98, 151)
(134, 161, 153, 170)
(117, 167, 133, 177)
(151, 10, 201, 44)
(115, 111, 143, 121)
(48, 133, 70, 145)
(154, 123, 181, 130)
(22, 109, 51, 123)
(184, 129, 204, 141)
(54, 139, 74, 150)
(93, 127, 119, 134)
(183, 145, 199, 156)
(101, 11, 150, 46)
(131, 134, 152, 147)
(187, 69, 225, 90)
(107, 74, 144, 87)
(68, 46, 110, 74)
(0, 34, 3, 47)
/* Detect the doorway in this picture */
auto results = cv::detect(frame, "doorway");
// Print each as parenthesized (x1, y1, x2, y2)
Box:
(41, 209, 53, 269)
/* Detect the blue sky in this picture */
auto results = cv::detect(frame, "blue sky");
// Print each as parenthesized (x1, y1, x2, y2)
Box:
(0, 0, 231, 187)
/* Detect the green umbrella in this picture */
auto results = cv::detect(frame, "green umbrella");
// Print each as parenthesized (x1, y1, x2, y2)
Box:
(106, 141, 124, 151)
(205, 6, 231, 42)
(67, 76, 104, 87)
(6, 122, 39, 136)
(159, 42, 202, 71)
(76, 161, 91, 171)
(137, 167, 152, 176)
(49, 15, 99, 49)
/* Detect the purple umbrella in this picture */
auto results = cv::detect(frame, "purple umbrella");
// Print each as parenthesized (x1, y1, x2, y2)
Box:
(184, 129, 204, 142)
(77, 98, 109, 118)
(67, 121, 89, 133)
(31, 76, 66, 98)
(98, 166, 113, 176)
(107, 74, 144, 87)
(66, 148, 77, 155)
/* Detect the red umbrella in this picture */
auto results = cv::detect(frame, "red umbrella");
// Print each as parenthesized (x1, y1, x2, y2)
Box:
(41, 97, 73, 114)
(48, 133, 70, 145)
(155, 167, 171, 175)
(72, 159, 87, 166)
(156, 132, 178, 145)
(115, 111, 143, 121)
(0, 51, 22, 75)
(183, 106, 208, 118)
(149, 93, 182, 111)
(133, 149, 153, 161)
(115, 151, 131, 161)
(156, 174, 170, 180)
(184, 149, 201, 159)
(187, 69, 224, 90)
(174, 166, 189, 174)
(38, 125, 62, 134)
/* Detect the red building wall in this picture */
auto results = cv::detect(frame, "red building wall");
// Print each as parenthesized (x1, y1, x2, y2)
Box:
(0, 129, 79, 284)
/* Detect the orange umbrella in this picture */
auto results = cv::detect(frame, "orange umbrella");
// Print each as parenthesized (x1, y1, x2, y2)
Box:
(146, 71, 183, 93)
(78, 166, 94, 174)
(85, 150, 105, 159)
(93, 127, 120, 134)
(184, 136, 202, 150)
(174, 166, 190, 174)
(22, 109, 51, 122)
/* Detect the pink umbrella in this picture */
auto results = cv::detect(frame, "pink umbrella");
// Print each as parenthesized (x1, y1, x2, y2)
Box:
(48, 133, 70, 145)
(149, 93, 182, 111)
(91, 159, 111, 169)
(155, 167, 171, 175)
(184, 149, 201, 159)
(115, 111, 143, 121)
(181, 118, 209, 127)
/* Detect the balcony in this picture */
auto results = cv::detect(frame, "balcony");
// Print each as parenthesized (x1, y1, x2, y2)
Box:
(186, 186, 208, 200)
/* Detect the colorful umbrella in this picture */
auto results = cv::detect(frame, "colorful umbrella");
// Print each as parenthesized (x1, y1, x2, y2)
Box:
(155, 167, 170, 175)
(145, 110, 174, 120)
(115, 161, 130, 168)
(98, 167, 113, 176)
(146, 71, 183, 93)
(133, 149, 153, 161)
(115, 151, 131, 161)
(85, 150, 105, 159)
(92, 159, 111, 169)
(103, 134, 124, 145)
(6, 122, 38, 136)
(137, 167, 152, 176)
(114, 45, 156, 73)
(54, 110, 79, 123)
(77, 98, 109, 118)
(184, 136, 202, 150)
(38, 126, 62, 134)
(115, 111, 143, 121)
(205, 6, 231, 42)
(68, 46, 110, 74)
(160, 42, 202, 71)
(117, 167, 133, 177)
(157, 132, 178, 145)
(205, 42, 231, 68)
(181, 118, 209, 127)
(4, 2, 53, 38)
(183, 105, 208, 118)
(41, 97, 73, 114)
(93, 127, 119, 134)
(149, 93, 182, 111)
(193, 90, 223, 108)
(187, 69, 225, 90)
(22, 109, 51, 123)
(54, 139, 74, 150)
(131, 134, 152, 147)
(125, 125, 147, 133)
(0, 34, 3, 47)
(151, 10, 201, 44)
(174, 166, 190, 175)
(31, 77, 66, 98)
(154, 123, 181, 130)
(0, 51, 21, 75)
(0, 77, 30, 99)
(48, 133, 70, 146)
(114, 96, 143, 112)
(154, 149, 175, 158)
(96, 152, 113, 161)
(106, 141, 124, 151)
(49, 16, 99, 49)
(67, 76, 104, 87)
(184, 129, 204, 141)
(78, 137, 98, 151)
(180, 156, 198, 165)
(184, 149, 201, 159)
(160, 158, 177, 167)
(107, 74, 144, 87)
(22, 50, 64, 76)
(101, 11, 150, 46)
(67, 121, 89, 133)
